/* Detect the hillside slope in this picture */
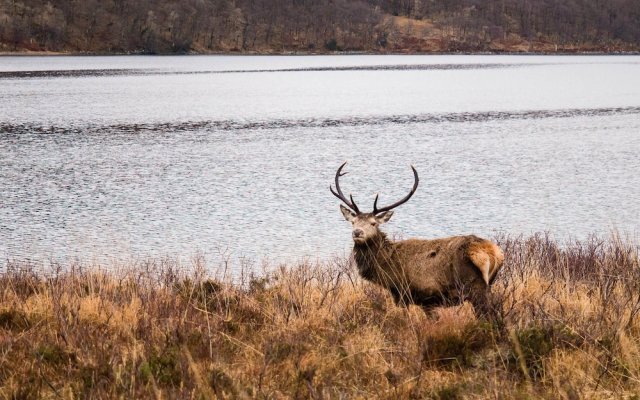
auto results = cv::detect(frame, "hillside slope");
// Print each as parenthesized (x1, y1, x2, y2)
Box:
(1, 0, 639, 54)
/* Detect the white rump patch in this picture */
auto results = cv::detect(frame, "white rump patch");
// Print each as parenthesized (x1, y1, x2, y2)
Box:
(479, 260, 490, 285)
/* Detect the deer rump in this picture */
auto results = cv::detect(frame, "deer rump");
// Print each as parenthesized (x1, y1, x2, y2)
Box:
(355, 234, 503, 314)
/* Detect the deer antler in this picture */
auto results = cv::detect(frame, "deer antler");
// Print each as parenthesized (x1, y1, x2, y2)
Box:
(372, 165, 419, 215)
(330, 161, 360, 214)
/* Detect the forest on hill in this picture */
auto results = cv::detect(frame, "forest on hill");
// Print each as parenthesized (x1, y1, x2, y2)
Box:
(1, 0, 639, 54)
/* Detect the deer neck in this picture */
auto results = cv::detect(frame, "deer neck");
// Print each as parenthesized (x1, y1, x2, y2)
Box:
(353, 232, 398, 283)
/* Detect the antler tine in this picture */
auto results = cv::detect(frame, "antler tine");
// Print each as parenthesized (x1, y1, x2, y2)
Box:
(372, 165, 419, 215)
(330, 161, 360, 213)
(349, 194, 359, 213)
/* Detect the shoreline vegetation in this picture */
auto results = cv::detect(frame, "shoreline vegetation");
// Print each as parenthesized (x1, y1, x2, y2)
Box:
(1, 1, 639, 56)
(2, 50, 640, 57)
(1, 233, 639, 398)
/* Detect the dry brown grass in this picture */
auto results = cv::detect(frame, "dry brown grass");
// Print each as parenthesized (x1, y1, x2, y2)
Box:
(1, 233, 639, 399)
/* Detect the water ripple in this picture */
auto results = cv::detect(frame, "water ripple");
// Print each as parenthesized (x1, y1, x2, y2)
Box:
(2, 106, 639, 135)
(0, 63, 530, 79)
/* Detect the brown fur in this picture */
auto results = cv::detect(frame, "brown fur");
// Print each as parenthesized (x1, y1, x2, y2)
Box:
(468, 241, 504, 285)
(352, 230, 504, 318)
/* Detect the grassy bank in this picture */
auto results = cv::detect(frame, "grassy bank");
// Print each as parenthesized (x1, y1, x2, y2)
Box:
(1, 234, 639, 399)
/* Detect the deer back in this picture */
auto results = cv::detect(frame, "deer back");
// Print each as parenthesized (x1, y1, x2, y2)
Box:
(393, 235, 487, 291)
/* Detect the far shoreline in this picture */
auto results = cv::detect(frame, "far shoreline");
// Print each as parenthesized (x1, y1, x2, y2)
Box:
(1, 50, 640, 57)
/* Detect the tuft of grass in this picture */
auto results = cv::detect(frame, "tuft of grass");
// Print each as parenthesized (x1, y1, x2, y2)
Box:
(509, 324, 583, 381)
(421, 321, 495, 368)
(35, 343, 77, 366)
(0, 309, 30, 331)
(141, 346, 182, 387)
(433, 383, 465, 400)
(0, 233, 639, 398)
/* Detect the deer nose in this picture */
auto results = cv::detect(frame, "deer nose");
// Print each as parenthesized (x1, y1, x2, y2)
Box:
(353, 229, 364, 238)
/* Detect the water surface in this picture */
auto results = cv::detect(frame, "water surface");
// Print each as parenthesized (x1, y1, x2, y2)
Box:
(1, 55, 639, 264)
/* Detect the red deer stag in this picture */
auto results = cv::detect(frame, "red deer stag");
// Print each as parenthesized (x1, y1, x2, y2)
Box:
(330, 162, 504, 318)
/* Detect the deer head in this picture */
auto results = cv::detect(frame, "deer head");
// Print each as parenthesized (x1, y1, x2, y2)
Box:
(330, 162, 419, 244)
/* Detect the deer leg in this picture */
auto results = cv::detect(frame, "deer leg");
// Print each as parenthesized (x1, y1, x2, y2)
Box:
(468, 283, 499, 322)
(406, 289, 444, 318)
(420, 305, 439, 319)
(389, 287, 409, 307)
(389, 279, 421, 307)
(468, 285, 507, 335)
(391, 288, 439, 318)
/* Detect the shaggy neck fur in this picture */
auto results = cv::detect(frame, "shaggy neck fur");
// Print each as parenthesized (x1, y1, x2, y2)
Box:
(353, 231, 400, 284)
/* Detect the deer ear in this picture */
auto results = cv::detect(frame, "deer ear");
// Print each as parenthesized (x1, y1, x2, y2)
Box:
(339, 204, 356, 221)
(375, 210, 394, 224)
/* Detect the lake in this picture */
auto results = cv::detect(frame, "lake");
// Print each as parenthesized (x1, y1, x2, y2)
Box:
(1, 55, 639, 265)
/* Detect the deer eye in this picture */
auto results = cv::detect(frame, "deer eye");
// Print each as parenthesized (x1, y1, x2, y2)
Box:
(371, 222, 377, 226)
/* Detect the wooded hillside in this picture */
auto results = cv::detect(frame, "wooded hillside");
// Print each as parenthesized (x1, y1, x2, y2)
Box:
(1, 0, 639, 54)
